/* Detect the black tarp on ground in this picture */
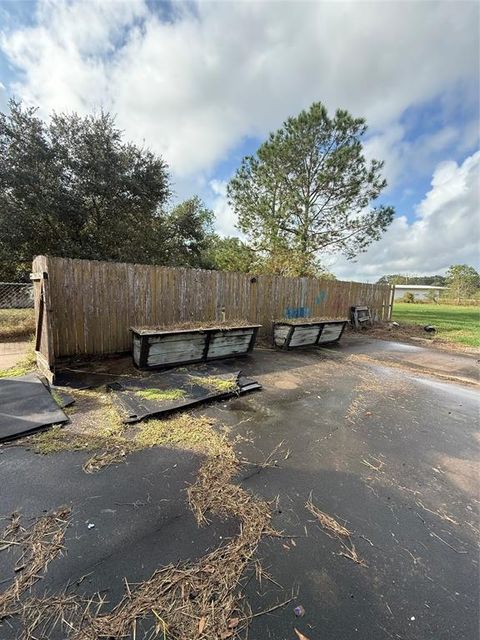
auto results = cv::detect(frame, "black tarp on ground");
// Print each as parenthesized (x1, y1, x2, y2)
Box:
(108, 370, 261, 423)
(50, 388, 75, 409)
(53, 369, 121, 389)
(0, 374, 68, 442)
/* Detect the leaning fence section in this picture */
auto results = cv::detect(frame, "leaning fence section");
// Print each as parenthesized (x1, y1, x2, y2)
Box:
(32, 255, 392, 363)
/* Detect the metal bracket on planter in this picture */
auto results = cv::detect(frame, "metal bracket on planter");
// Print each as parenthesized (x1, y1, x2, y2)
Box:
(350, 306, 373, 330)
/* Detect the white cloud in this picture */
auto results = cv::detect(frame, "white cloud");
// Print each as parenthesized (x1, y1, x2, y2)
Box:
(332, 151, 480, 281)
(0, 81, 7, 111)
(208, 179, 238, 237)
(1, 0, 478, 179)
(363, 122, 479, 194)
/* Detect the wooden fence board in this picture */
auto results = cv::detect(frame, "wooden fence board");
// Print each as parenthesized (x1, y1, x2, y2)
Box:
(33, 256, 392, 361)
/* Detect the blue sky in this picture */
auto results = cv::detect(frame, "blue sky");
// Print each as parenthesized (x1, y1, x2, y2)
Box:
(0, 0, 478, 281)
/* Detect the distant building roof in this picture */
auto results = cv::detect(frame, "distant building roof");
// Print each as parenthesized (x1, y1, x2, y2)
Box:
(394, 284, 447, 290)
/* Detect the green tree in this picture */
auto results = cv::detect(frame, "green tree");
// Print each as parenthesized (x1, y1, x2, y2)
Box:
(206, 236, 256, 273)
(256, 248, 336, 278)
(0, 101, 212, 278)
(424, 289, 439, 304)
(228, 102, 394, 276)
(445, 265, 480, 302)
(205, 237, 337, 278)
(162, 197, 214, 268)
(427, 275, 447, 287)
(380, 275, 410, 285)
(402, 292, 415, 303)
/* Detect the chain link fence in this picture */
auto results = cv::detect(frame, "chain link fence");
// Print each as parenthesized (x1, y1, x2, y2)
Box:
(0, 283, 34, 309)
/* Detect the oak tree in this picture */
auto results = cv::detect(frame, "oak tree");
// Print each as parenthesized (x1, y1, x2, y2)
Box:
(0, 101, 213, 278)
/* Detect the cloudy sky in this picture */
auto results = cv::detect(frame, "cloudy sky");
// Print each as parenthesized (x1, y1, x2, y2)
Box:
(0, 0, 478, 281)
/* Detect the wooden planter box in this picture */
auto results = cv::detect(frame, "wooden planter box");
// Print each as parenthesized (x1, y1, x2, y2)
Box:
(131, 324, 261, 369)
(273, 319, 347, 349)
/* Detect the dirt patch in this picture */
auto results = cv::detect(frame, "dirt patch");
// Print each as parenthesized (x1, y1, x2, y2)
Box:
(30, 390, 232, 474)
(437, 454, 480, 496)
(269, 372, 301, 390)
(0, 342, 36, 379)
(29, 389, 126, 461)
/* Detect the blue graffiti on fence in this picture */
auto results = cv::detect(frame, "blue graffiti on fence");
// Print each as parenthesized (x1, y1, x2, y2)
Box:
(284, 306, 311, 319)
(315, 290, 328, 305)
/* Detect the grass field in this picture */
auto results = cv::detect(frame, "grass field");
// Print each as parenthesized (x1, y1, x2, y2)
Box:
(393, 303, 480, 348)
(0, 308, 35, 341)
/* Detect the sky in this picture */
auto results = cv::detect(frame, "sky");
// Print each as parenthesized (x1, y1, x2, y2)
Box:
(0, 0, 478, 282)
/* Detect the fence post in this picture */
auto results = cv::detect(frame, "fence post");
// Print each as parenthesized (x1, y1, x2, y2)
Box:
(387, 285, 395, 320)
(31, 256, 55, 383)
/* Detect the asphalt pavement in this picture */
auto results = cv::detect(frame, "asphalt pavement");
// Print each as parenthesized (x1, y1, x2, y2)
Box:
(0, 337, 478, 639)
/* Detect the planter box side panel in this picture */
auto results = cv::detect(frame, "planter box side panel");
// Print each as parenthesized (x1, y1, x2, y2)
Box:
(133, 335, 142, 366)
(147, 333, 207, 367)
(289, 325, 321, 347)
(207, 328, 255, 359)
(146, 332, 206, 345)
(273, 325, 290, 348)
(318, 322, 346, 344)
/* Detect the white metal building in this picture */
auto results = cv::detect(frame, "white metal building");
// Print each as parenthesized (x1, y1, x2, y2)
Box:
(393, 284, 447, 301)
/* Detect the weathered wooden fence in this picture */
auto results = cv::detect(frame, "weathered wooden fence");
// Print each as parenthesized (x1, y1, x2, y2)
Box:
(32, 255, 392, 371)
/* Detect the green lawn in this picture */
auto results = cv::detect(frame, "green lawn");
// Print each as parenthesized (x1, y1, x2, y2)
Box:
(393, 303, 480, 348)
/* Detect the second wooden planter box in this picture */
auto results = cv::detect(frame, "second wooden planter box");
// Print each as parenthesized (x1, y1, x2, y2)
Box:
(273, 319, 347, 349)
(131, 324, 261, 369)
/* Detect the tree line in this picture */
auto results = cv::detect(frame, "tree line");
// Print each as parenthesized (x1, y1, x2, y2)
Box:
(377, 274, 448, 286)
(1, 100, 394, 281)
(379, 266, 480, 302)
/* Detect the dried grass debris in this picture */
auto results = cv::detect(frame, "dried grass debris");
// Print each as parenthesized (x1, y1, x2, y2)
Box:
(134, 319, 256, 332)
(20, 592, 101, 640)
(135, 414, 227, 456)
(306, 497, 366, 567)
(83, 444, 132, 473)
(305, 498, 351, 538)
(0, 512, 22, 552)
(0, 507, 71, 620)
(9, 424, 275, 639)
(64, 439, 273, 639)
(189, 374, 239, 393)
